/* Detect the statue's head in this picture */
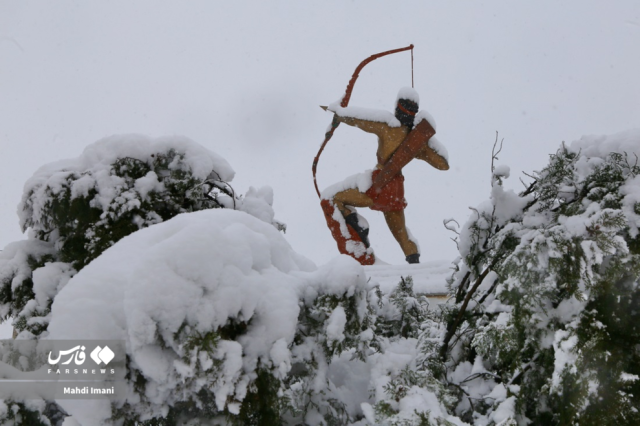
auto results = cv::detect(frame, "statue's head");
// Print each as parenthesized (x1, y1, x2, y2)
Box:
(395, 87, 419, 130)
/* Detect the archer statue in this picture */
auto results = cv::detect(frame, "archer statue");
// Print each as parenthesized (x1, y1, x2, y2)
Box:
(312, 45, 449, 266)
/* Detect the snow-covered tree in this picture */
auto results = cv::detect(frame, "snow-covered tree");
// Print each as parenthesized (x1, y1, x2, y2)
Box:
(0, 135, 285, 425)
(6, 129, 639, 425)
(365, 277, 460, 426)
(40, 208, 379, 425)
(0, 134, 385, 426)
(0, 134, 286, 339)
(442, 130, 640, 425)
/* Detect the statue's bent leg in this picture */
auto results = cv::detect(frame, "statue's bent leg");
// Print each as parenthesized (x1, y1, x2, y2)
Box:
(332, 189, 374, 217)
(332, 189, 373, 248)
(383, 210, 419, 260)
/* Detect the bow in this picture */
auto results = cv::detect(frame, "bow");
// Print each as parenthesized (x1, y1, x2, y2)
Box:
(312, 44, 414, 198)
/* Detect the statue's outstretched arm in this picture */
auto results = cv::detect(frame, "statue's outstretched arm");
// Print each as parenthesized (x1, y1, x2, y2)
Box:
(320, 106, 387, 136)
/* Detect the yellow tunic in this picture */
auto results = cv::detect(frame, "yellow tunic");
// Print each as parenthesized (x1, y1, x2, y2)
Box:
(334, 115, 448, 170)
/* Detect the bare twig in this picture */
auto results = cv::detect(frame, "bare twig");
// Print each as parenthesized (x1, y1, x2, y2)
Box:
(440, 259, 499, 360)
(507, 354, 540, 386)
(450, 237, 460, 250)
(460, 371, 502, 384)
(491, 131, 504, 174)
(446, 382, 475, 412)
(477, 275, 501, 306)
(519, 177, 527, 189)
(443, 218, 461, 235)
(455, 271, 472, 304)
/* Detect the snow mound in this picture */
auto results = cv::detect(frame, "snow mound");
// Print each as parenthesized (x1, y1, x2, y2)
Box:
(569, 128, 640, 180)
(19, 134, 234, 230)
(45, 208, 370, 423)
(569, 128, 640, 160)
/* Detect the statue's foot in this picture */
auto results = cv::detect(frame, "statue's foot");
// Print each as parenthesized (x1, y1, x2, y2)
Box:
(406, 253, 420, 264)
(345, 213, 370, 248)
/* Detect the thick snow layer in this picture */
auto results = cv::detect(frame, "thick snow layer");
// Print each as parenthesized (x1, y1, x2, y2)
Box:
(396, 86, 420, 104)
(328, 103, 401, 128)
(493, 164, 510, 179)
(0, 239, 56, 320)
(19, 134, 235, 230)
(0, 240, 55, 293)
(20, 262, 75, 327)
(44, 208, 373, 423)
(621, 175, 640, 237)
(320, 170, 374, 200)
(569, 129, 640, 237)
(327, 102, 441, 139)
(360, 337, 467, 425)
(569, 128, 640, 167)
(416, 109, 436, 130)
(569, 129, 640, 183)
(428, 136, 449, 162)
(364, 260, 450, 296)
(552, 328, 579, 390)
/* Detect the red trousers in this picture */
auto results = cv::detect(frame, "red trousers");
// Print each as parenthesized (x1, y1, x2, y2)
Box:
(365, 170, 407, 212)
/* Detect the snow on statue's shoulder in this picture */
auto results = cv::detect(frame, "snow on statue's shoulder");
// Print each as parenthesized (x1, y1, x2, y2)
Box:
(415, 109, 436, 130)
(413, 109, 449, 163)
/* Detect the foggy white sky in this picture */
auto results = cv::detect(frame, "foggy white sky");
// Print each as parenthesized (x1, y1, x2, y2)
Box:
(1, 1, 639, 266)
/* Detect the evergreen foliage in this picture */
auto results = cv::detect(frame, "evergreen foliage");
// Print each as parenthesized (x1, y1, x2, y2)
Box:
(443, 140, 640, 424)
(283, 277, 375, 425)
(0, 240, 56, 325)
(370, 277, 457, 426)
(3, 132, 640, 425)
(0, 136, 268, 426)
(21, 150, 233, 270)
(106, 262, 377, 426)
(374, 277, 428, 340)
(0, 141, 236, 339)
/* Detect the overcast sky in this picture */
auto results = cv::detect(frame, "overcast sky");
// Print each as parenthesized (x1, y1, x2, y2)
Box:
(1, 1, 639, 266)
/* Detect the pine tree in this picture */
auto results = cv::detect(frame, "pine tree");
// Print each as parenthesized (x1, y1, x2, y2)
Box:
(366, 277, 459, 426)
(443, 135, 640, 425)
(0, 136, 237, 339)
(0, 135, 271, 426)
